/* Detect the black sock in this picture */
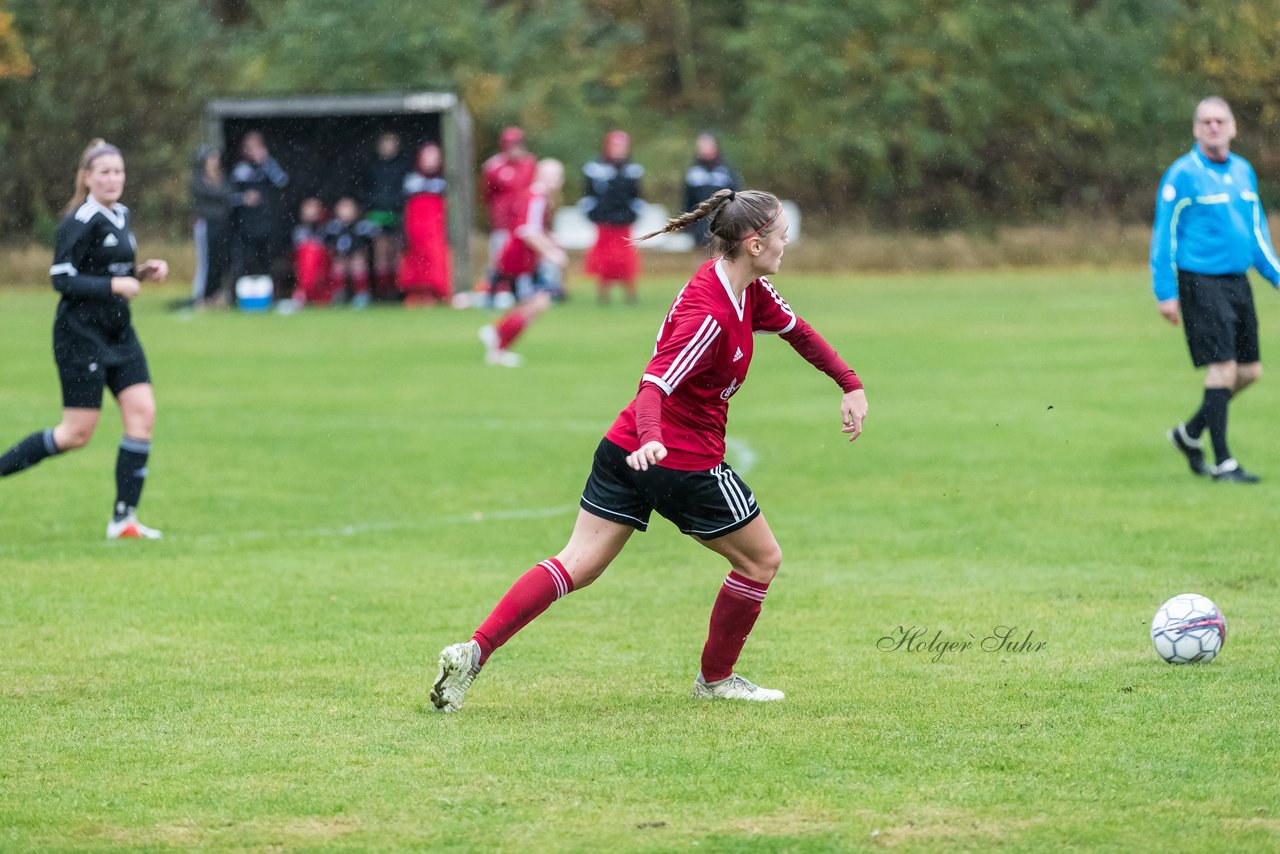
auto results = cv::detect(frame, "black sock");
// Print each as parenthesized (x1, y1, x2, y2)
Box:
(0, 429, 61, 477)
(113, 436, 151, 521)
(1201, 388, 1232, 465)
(1184, 404, 1208, 439)
(1184, 388, 1232, 439)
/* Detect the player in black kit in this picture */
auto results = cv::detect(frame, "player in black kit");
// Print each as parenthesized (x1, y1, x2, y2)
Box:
(0, 140, 170, 539)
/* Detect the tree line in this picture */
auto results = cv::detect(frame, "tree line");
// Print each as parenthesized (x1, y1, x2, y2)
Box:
(1, 0, 1278, 238)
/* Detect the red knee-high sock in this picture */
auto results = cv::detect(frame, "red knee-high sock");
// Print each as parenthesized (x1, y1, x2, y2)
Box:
(327, 271, 346, 301)
(352, 269, 370, 296)
(699, 571, 769, 683)
(472, 558, 574, 665)
(495, 310, 528, 350)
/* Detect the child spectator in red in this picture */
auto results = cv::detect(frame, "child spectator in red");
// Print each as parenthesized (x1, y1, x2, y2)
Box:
(279, 197, 330, 313)
(397, 143, 451, 307)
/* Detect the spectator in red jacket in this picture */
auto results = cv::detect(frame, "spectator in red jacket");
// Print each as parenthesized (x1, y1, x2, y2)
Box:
(398, 143, 452, 307)
(481, 127, 537, 291)
(281, 196, 331, 311)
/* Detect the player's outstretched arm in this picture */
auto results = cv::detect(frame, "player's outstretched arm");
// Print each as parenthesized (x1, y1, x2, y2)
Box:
(841, 389, 867, 442)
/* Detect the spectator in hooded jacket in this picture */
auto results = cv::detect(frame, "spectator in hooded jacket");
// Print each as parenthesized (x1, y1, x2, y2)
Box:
(189, 145, 237, 307)
(583, 130, 644, 305)
(683, 133, 741, 248)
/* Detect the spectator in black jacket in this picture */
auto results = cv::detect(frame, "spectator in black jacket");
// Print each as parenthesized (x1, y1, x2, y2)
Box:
(582, 130, 643, 304)
(189, 145, 237, 307)
(230, 130, 288, 286)
(362, 132, 409, 295)
(683, 133, 740, 248)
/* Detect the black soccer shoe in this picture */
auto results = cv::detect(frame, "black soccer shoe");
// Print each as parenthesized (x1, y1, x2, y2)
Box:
(1166, 424, 1209, 476)
(1212, 458, 1261, 483)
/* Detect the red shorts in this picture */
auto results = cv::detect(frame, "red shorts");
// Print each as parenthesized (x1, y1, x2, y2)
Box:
(585, 223, 638, 282)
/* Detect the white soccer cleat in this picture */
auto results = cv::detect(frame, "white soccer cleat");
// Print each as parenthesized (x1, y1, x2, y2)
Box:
(106, 515, 163, 540)
(691, 672, 784, 702)
(479, 326, 523, 367)
(487, 349, 523, 367)
(430, 640, 482, 712)
(478, 324, 499, 355)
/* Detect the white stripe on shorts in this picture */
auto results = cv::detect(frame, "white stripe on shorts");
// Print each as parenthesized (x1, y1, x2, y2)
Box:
(712, 465, 750, 520)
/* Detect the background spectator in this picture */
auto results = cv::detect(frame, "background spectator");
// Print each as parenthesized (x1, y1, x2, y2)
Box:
(230, 130, 289, 296)
(398, 143, 451, 307)
(362, 131, 409, 296)
(481, 127, 537, 290)
(682, 132, 740, 248)
(582, 129, 643, 304)
(189, 145, 235, 307)
(322, 196, 378, 309)
(279, 196, 330, 312)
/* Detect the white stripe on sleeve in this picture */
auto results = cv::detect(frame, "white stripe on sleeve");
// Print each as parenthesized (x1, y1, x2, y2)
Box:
(660, 315, 721, 390)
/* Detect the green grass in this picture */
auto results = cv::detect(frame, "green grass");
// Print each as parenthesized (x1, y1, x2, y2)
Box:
(1, 268, 1279, 851)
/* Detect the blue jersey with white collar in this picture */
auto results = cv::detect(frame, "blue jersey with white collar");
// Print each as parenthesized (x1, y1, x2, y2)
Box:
(1150, 147, 1280, 301)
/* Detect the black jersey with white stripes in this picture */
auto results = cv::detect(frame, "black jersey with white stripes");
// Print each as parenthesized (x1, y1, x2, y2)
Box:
(322, 218, 380, 256)
(49, 198, 142, 362)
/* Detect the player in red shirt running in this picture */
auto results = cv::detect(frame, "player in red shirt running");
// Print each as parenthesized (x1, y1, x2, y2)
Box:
(478, 158, 568, 367)
(431, 188, 867, 710)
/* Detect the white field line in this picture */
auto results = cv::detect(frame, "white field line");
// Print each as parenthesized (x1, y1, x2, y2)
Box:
(724, 437, 758, 475)
(170, 504, 580, 548)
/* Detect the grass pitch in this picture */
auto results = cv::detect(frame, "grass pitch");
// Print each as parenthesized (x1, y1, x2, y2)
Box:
(1, 267, 1278, 851)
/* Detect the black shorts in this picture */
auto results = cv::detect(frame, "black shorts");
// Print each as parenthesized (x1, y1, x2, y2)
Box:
(580, 438, 761, 540)
(1177, 271, 1260, 367)
(56, 345, 151, 409)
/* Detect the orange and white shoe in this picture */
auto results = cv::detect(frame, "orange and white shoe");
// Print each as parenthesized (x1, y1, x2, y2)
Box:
(106, 515, 163, 540)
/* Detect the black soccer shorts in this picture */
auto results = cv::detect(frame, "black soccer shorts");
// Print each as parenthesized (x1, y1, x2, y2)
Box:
(56, 346, 151, 409)
(579, 438, 761, 540)
(1177, 271, 1260, 367)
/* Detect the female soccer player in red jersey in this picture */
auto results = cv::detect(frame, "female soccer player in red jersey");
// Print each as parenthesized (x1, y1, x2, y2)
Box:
(479, 158, 568, 366)
(432, 188, 867, 710)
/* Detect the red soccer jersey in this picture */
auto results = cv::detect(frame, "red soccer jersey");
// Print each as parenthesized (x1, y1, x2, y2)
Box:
(482, 152, 537, 231)
(606, 258, 798, 471)
(496, 189, 551, 277)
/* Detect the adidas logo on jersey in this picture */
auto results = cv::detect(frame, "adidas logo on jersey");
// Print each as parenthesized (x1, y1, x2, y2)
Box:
(102, 233, 119, 247)
(733, 347, 744, 362)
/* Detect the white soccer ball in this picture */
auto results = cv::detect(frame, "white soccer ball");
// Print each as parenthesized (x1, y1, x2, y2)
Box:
(1151, 593, 1226, 664)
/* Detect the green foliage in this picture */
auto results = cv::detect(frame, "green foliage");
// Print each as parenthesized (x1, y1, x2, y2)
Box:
(0, 0, 226, 234)
(0, 3, 33, 79)
(2, 0, 1280, 233)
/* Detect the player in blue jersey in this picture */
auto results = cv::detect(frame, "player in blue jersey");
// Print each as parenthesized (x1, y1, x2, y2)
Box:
(1151, 97, 1280, 483)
